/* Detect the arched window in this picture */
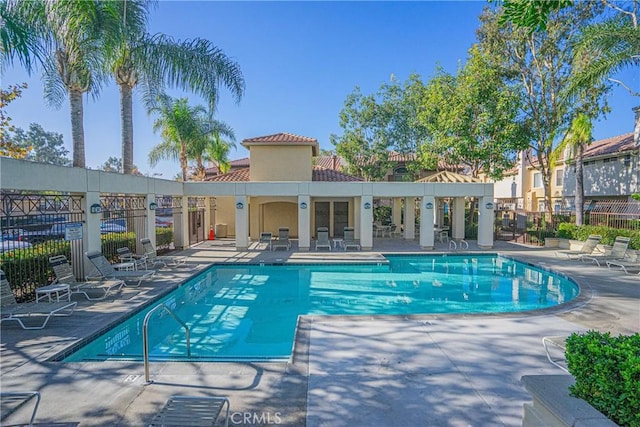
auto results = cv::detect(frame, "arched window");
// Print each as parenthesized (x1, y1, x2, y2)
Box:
(393, 166, 408, 182)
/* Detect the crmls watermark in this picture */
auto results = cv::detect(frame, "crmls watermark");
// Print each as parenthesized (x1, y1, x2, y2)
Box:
(229, 411, 283, 425)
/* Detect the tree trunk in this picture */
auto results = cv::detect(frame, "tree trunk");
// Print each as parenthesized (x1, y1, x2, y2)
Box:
(120, 83, 134, 175)
(180, 143, 188, 181)
(69, 90, 85, 168)
(575, 144, 585, 226)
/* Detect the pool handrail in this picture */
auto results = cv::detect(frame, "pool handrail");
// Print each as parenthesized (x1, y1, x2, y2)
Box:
(143, 303, 191, 383)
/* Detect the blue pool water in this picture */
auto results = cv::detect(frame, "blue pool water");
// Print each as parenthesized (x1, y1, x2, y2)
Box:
(63, 254, 579, 362)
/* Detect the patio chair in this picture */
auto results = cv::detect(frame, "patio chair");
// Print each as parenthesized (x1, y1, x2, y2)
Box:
(542, 336, 569, 373)
(342, 227, 361, 251)
(315, 227, 331, 251)
(49, 255, 125, 300)
(85, 250, 155, 287)
(273, 227, 291, 251)
(554, 234, 602, 259)
(140, 238, 187, 268)
(149, 395, 230, 427)
(0, 270, 77, 330)
(116, 247, 148, 270)
(259, 232, 273, 250)
(606, 258, 640, 275)
(580, 236, 631, 266)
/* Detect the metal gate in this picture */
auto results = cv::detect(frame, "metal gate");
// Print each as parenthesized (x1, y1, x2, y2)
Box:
(100, 195, 147, 261)
(188, 197, 206, 245)
(0, 191, 85, 301)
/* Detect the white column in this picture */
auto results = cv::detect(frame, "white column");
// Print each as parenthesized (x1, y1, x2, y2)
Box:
(404, 197, 416, 240)
(298, 195, 311, 251)
(234, 196, 249, 250)
(477, 196, 495, 249)
(145, 194, 157, 253)
(204, 196, 212, 241)
(83, 191, 102, 275)
(174, 196, 189, 250)
(420, 196, 435, 249)
(360, 195, 373, 250)
(452, 197, 466, 240)
(392, 197, 402, 227)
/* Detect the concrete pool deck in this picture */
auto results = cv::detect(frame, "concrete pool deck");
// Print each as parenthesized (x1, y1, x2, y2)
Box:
(1, 239, 638, 426)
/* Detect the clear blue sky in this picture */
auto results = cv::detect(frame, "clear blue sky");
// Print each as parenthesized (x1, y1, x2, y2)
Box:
(4, 1, 638, 179)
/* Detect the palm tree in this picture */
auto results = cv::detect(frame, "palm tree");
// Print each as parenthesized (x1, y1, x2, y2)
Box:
(554, 113, 593, 225)
(189, 120, 235, 181)
(148, 95, 205, 181)
(0, 0, 46, 74)
(202, 131, 237, 176)
(569, 8, 639, 99)
(107, 1, 245, 175)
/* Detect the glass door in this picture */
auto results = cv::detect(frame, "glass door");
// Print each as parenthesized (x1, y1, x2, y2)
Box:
(333, 202, 349, 237)
(314, 202, 330, 236)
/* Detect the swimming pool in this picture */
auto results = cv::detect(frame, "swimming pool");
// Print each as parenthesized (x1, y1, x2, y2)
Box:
(63, 254, 579, 362)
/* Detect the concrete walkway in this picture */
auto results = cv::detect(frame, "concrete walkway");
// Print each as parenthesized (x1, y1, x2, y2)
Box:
(1, 239, 638, 426)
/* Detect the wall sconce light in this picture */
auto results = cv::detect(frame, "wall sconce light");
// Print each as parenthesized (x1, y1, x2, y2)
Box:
(236, 202, 244, 209)
(300, 202, 308, 209)
(363, 202, 371, 210)
(149, 202, 158, 210)
(89, 203, 102, 214)
(485, 202, 495, 210)
(425, 202, 434, 209)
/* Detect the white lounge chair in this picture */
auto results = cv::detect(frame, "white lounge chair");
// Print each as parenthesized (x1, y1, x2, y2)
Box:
(49, 255, 125, 300)
(140, 238, 187, 268)
(273, 227, 291, 251)
(116, 247, 148, 270)
(85, 250, 155, 286)
(259, 232, 273, 250)
(150, 395, 230, 427)
(606, 258, 640, 275)
(0, 270, 77, 330)
(0, 391, 40, 426)
(342, 227, 360, 251)
(315, 227, 331, 251)
(580, 236, 631, 266)
(542, 336, 569, 373)
(555, 234, 602, 259)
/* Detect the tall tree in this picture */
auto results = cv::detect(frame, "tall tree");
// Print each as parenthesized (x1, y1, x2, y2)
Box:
(148, 95, 204, 181)
(106, 0, 245, 175)
(477, 4, 609, 219)
(331, 87, 392, 181)
(553, 113, 593, 225)
(0, 0, 47, 73)
(202, 131, 235, 175)
(9, 123, 70, 165)
(0, 82, 29, 158)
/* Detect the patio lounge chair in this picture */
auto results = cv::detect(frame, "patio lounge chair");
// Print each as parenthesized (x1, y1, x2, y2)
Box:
(555, 234, 602, 259)
(580, 236, 631, 266)
(273, 227, 291, 251)
(259, 232, 273, 250)
(49, 255, 125, 300)
(85, 250, 155, 287)
(0, 270, 76, 330)
(342, 227, 360, 251)
(315, 227, 331, 251)
(116, 247, 148, 270)
(149, 395, 230, 427)
(140, 238, 187, 268)
(606, 258, 640, 275)
(542, 336, 569, 373)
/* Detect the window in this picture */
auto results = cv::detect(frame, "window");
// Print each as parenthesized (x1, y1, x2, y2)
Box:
(393, 166, 408, 182)
(603, 158, 610, 163)
(555, 170, 563, 186)
(533, 172, 542, 188)
(624, 155, 631, 167)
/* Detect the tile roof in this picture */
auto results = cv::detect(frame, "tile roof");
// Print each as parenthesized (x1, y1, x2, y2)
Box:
(204, 167, 250, 182)
(312, 166, 363, 182)
(203, 166, 363, 182)
(582, 132, 635, 158)
(416, 171, 481, 183)
(204, 157, 250, 175)
(242, 132, 318, 144)
(314, 155, 345, 171)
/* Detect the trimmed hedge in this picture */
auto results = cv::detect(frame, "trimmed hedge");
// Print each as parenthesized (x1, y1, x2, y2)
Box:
(155, 228, 174, 250)
(556, 223, 640, 250)
(566, 331, 640, 427)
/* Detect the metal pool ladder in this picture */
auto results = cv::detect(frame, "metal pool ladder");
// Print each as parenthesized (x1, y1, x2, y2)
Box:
(143, 303, 191, 383)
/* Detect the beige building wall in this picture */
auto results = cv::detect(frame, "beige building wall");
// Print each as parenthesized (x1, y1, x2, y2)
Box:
(248, 197, 298, 239)
(214, 196, 236, 237)
(250, 146, 313, 181)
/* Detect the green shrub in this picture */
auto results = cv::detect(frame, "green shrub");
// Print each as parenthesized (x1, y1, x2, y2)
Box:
(555, 223, 640, 250)
(566, 331, 640, 427)
(155, 228, 174, 248)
